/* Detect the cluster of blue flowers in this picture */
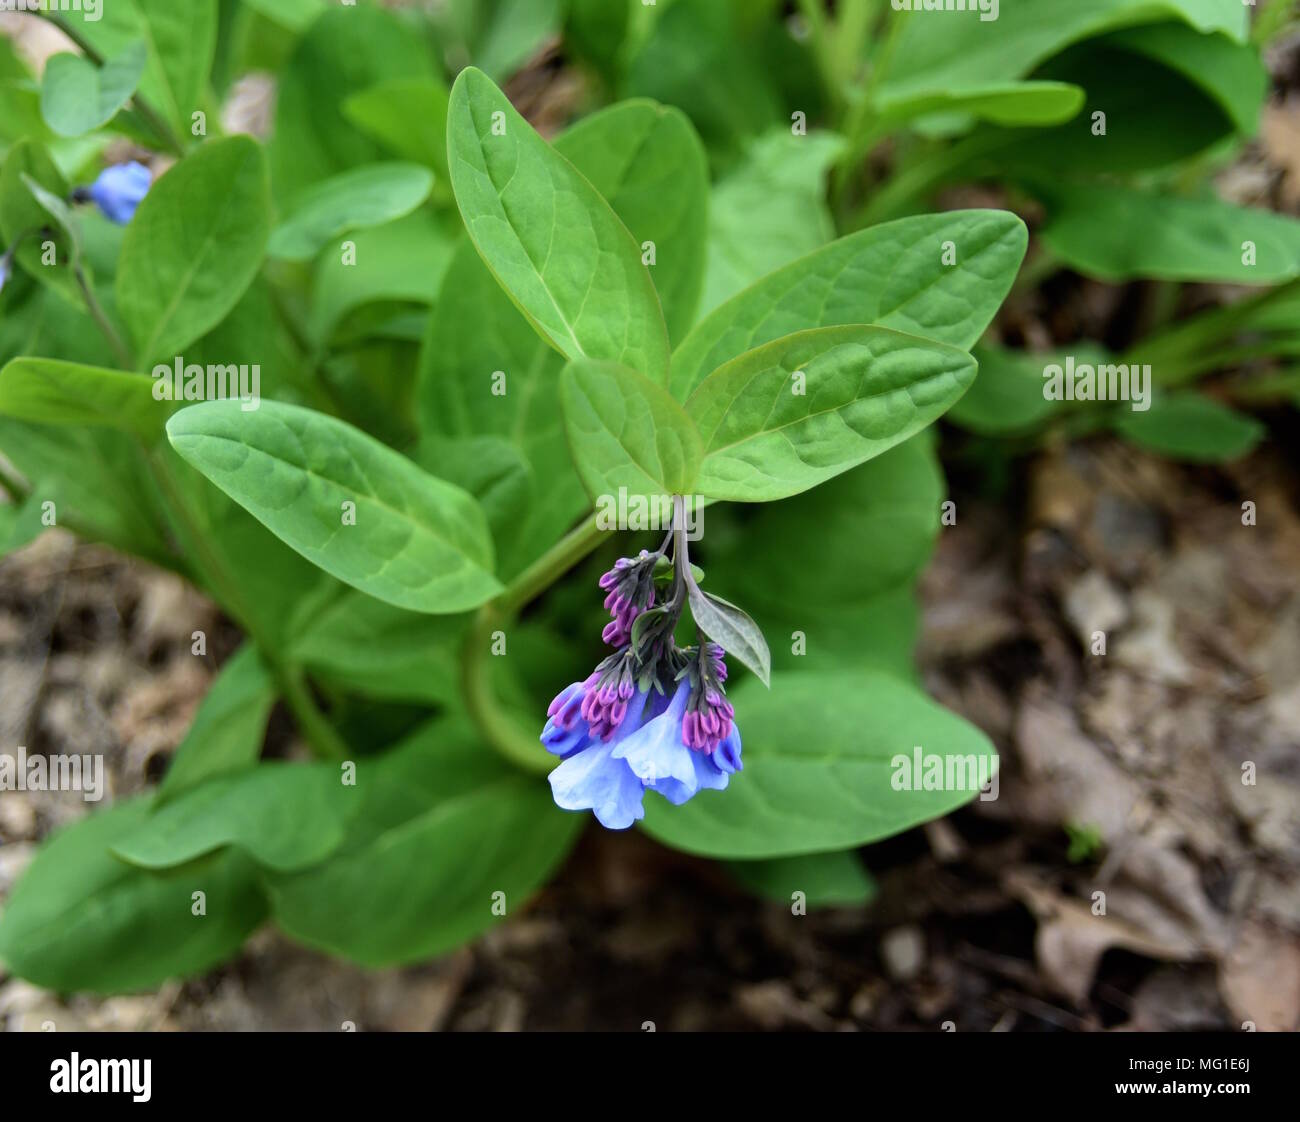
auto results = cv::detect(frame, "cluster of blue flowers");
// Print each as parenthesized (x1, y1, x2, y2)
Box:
(0, 161, 151, 296)
(541, 547, 743, 829)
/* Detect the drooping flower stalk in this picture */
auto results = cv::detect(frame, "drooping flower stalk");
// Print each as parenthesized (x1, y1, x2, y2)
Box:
(540, 496, 745, 829)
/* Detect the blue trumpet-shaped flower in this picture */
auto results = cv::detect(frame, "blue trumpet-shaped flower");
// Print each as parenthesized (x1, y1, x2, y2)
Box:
(543, 674, 742, 830)
(0, 252, 10, 296)
(85, 161, 152, 224)
(540, 543, 749, 830)
(613, 678, 740, 806)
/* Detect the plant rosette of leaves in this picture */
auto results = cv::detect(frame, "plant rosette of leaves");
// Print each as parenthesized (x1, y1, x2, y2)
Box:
(0, 19, 1033, 988)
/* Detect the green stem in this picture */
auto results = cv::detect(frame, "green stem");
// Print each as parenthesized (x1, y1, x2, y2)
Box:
(460, 604, 553, 776)
(0, 459, 27, 505)
(278, 664, 348, 760)
(1129, 277, 1300, 386)
(795, 0, 837, 108)
(74, 264, 133, 369)
(462, 513, 609, 773)
(494, 513, 604, 616)
(850, 131, 1003, 229)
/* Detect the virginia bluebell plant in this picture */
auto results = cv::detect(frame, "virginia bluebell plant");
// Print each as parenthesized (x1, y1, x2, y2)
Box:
(543, 523, 743, 829)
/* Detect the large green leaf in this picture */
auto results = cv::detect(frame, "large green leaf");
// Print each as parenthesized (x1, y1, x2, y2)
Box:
(702, 129, 843, 316)
(0, 494, 47, 559)
(416, 241, 586, 579)
(1113, 392, 1265, 462)
(446, 66, 671, 383)
(0, 358, 170, 441)
(416, 433, 538, 575)
(40, 41, 147, 138)
(166, 445, 325, 646)
(267, 720, 583, 967)
(0, 799, 265, 993)
(948, 343, 1084, 436)
(874, 81, 1085, 131)
(876, 0, 1246, 106)
(1105, 22, 1267, 136)
(114, 763, 353, 873)
(641, 671, 998, 858)
(560, 359, 702, 502)
(555, 100, 708, 343)
(157, 644, 276, 804)
(684, 325, 977, 503)
(432, 0, 564, 83)
(268, 163, 435, 262)
(270, 6, 437, 207)
(699, 437, 940, 684)
(418, 99, 705, 574)
(671, 210, 1026, 401)
(287, 587, 466, 707)
(729, 850, 877, 908)
(623, 0, 784, 166)
(1039, 182, 1300, 284)
(116, 136, 271, 367)
(342, 78, 451, 178)
(711, 435, 944, 613)
(166, 400, 502, 614)
(980, 41, 1237, 177)
(0, 418, 173, 567)
(310, 209, 459, 341)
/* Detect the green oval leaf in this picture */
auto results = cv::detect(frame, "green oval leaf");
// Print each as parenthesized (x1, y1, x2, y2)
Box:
(684, 325, 977, 503)
(157, 644, 276, 804)
(0, 358, 170, 440)
(446, 66, 671, 383)
(671, 209, 1026, 400)
(0, 799, 265, 994)
(117, 136, 271, 368)
(1040, 181, 1300, 284)
(266, 721, 582, 967)
(555, 99, 708, 343)
(58, 0, 218, 142)
(166, 400, 502, 614)
(114, 763, 353, 873)
(268, 162, 435, 262)
(1113, 391, 1265, 462)
(876, 0, 1247, 108)
(342, 78, 451, 176)
(875, 80, 1085, 129)
(560, 358, 703, 503)
(686, 584, 771, 687)
(40, 41, 147, 137)
(729, 851, 877, 908)
(270, 5, 437, 208)
(641, 671, 999, 859)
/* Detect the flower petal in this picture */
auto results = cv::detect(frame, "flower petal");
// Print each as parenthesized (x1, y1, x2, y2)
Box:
(715, 726, 743, 774)
(548, 741, 644, 830)
(612, 680, 698, 797)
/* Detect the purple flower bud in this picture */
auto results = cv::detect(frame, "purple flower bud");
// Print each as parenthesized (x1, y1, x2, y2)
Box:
(597, 551, 660, 649)
(87, 161, 152, 225)
(681, 646, 734, 752)
(0, 253, 10, 295)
